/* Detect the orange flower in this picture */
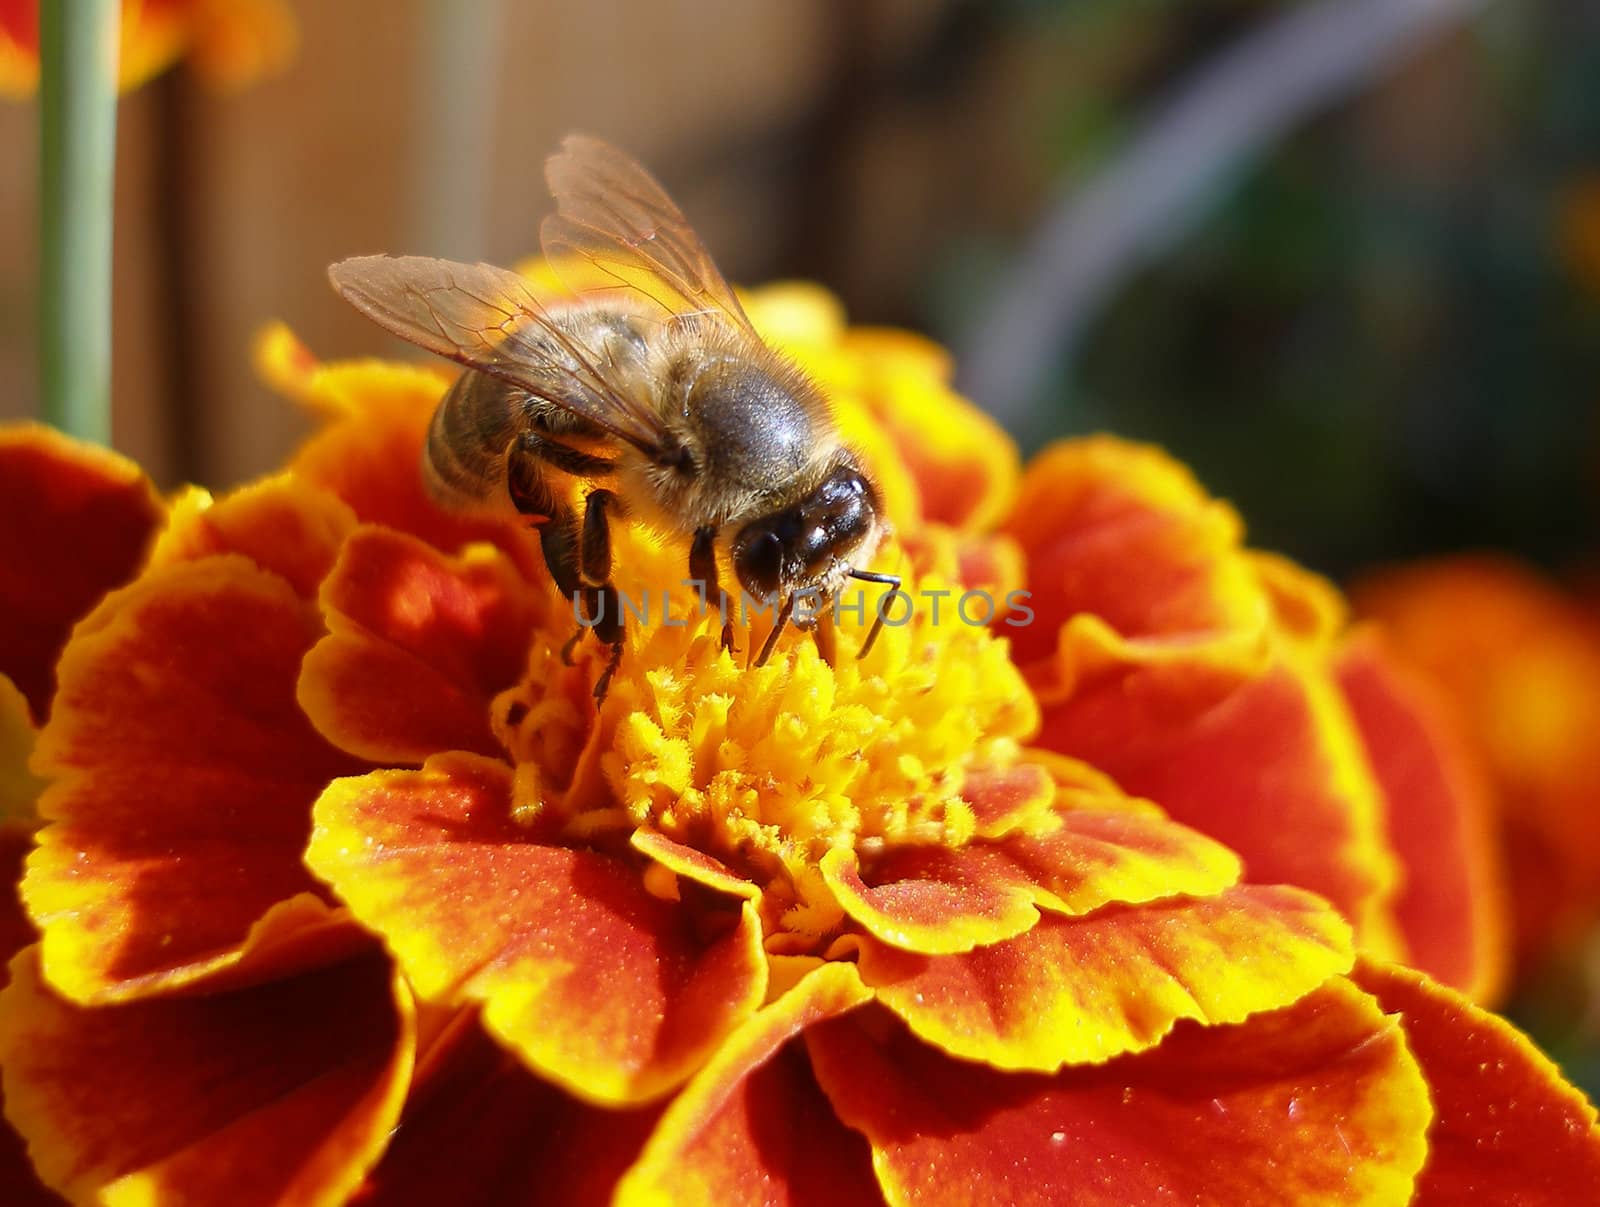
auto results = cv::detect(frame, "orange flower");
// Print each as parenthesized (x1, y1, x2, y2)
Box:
(0, 0, 295, 98)
(1353, 556, 1600, 971)
(0, 289, 1595, 1201)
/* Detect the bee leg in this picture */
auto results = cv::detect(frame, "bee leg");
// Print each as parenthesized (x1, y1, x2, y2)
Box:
(533, 509, 589, 667)
(754, 594, 795, 668)
(689, 526, 736, 653)
(580, 490, 626, 702)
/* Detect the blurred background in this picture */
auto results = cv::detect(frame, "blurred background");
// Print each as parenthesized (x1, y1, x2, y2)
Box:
(3, 0, 1600, 1082)
(0, 0, 1590, 578)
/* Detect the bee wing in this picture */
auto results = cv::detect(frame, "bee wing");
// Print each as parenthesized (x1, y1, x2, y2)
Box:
(541, 133, 759, 333)
(328, 254, 673, 456)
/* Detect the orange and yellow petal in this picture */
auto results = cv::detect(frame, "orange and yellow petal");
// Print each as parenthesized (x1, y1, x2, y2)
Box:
(615, 961, 879, 1207)
(257, 325, 544, 580)
(1046, 654, 1402, 953)
(360, 1012, 662, 1207)
(307, 753, 769, 1106)
(23, 558, 365, 1002)
(821, 807, 1241, 956)
(808, 976, 1430, 1206)
(298, 528, 542, 764)
(847, 884, 1352, 1071)
(1337, 631, 1508, 1002)
(834, 327, 1020, 534)
(0, 424, 162, 722)
(149, 474, 355, 602)
(1354, 959, 1600, 1204)
(0, 948, 411, 1206)
(1002, 436, 1270, 675)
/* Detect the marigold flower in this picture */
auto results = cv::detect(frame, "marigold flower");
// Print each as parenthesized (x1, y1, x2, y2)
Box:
(0, 290, 1596, 1202)
(0, 0, 295, 97)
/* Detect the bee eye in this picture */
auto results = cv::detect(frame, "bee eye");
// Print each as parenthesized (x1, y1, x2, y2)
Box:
(750, 532, 784, 589)
(733, 527, 786, 599)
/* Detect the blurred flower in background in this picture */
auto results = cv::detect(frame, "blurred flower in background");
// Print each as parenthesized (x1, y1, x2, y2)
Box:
(0, 0, 296, 97)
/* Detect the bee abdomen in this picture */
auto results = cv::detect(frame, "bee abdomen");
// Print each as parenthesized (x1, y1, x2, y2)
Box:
(422, 370, 520, 509)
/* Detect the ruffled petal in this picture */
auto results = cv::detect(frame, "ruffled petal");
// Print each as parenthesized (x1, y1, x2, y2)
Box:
(149, 474, 355, 601)
(360, 1011, 661, 1206)
(1354, 960, 1600, 1205)
(615, 961, 880, 1207)
(0, 948, 413, 1207)
(1044, 654, 1402, 953)
(821, 807, 1241, 955)
(298, 527, 542, 763)
(307, 754, 768, 1105)
(1337, 631, 1508, 1001)
(24, 558, 365, 1001)
(848, 884, 1352, 1070)
(808, 977, 1430, 1206)
(1002, 436, 1270, 673)
(0, 424, 162, 722)
(257, 325, 543, 579)
(836, 327, 1021, 533)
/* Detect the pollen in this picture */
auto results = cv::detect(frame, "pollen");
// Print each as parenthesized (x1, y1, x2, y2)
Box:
(490, 527, 1033, 938)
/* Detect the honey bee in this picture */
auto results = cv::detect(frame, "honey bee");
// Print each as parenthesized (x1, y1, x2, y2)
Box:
(329, 134, 896, 699)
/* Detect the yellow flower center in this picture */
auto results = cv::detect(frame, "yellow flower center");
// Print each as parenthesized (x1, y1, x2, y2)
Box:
(493, 525, 1038, 938)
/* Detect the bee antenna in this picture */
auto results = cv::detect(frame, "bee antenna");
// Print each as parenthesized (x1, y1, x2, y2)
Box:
(848, 568, 901, 661)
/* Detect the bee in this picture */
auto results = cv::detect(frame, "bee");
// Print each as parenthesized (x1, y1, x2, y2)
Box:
(329, 134, 897, 699)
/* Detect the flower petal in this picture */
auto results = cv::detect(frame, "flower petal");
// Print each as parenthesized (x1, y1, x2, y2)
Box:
(820, 846, 1042, 955)
(836, 327, 1021, 533)
(631, 828, 761, 901)
(0, 424, 162, 722)
(1337, 632, 1508, 1001)
(1354, 959, 1600, 1205)
(360, 1011, 662, 1207)
(258, 326, 543, 578)
(615, 961, 880, 1207)
(149, 474, 355, 601)
(298, 527, 542, 764)
(1045, 654, 1402, 953)
(807, 977, 1430, 1206)
(0, 948, 413, 1207)
(848, 885, 1352, 1069)
(1002, 436, 1270, 673)
(24, 558, 365, 1001)
(821, 806, 1241, 955)
(307, 754, 769, 1105)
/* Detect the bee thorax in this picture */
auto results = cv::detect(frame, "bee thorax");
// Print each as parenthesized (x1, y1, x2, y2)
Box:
(682, 358, 816, 490)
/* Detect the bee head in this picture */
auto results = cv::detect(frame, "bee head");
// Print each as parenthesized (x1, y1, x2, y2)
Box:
(730, 458, 883, 601)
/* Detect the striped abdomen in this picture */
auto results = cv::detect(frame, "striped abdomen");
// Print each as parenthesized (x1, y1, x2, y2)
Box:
(421, 370, 522, 510)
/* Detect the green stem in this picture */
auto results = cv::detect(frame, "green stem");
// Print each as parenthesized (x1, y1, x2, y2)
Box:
(39, 0, 120, 445)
